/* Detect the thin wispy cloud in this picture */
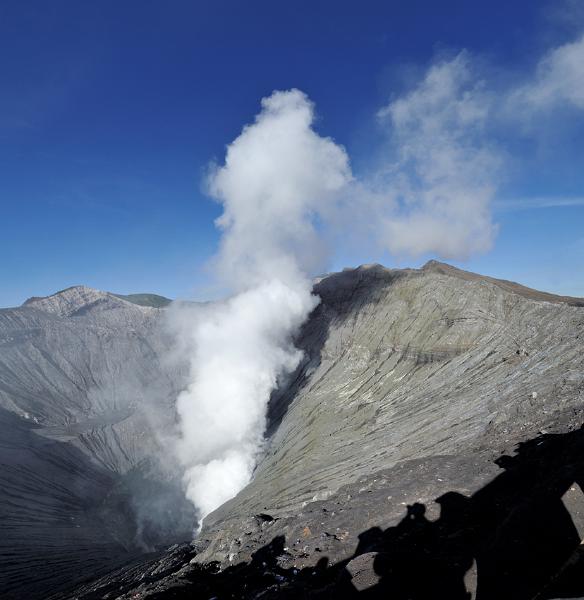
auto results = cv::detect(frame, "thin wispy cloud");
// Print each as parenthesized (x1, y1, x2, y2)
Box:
(509, 33, 584, 112)
(494, 196, 584, 212)
(371, 52, 500, 259)
(356, 30, 584, 251)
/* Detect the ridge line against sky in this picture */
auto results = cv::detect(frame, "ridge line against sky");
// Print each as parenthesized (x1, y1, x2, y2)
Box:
(0, 0, 583, 307)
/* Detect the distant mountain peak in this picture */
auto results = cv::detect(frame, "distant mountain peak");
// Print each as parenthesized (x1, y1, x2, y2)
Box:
(23, 286, 112, 316)
(22, 286, 171, 316)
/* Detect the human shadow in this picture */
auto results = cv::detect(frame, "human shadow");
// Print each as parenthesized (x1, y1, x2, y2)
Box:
(353, 498, 472, 599)
(349, 425, 584, 599)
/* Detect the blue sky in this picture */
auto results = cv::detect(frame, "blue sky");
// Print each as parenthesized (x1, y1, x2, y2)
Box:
(1, 0, 583, 307)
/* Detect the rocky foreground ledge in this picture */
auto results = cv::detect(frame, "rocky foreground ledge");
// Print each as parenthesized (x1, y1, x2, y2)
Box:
(60, 424, 584, 599)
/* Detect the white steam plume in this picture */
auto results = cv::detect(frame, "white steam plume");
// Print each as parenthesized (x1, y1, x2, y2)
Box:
(174, 89, 351, 522)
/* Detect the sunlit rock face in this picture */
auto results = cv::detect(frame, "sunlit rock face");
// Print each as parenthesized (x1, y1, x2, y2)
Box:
(0, 287, 194, 599)
(2, 264, 584, 599)
(196, 262, 584, 565)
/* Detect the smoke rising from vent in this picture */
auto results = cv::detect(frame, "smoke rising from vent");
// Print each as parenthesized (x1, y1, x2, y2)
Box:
(174, 90, 351, 522)
(209, 89, 352, 288)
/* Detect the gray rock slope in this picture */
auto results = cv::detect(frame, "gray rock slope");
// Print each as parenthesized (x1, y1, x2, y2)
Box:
(0, 287, 193, 599)
(195, 261, 584, 565)
(2, 263, 584, 599)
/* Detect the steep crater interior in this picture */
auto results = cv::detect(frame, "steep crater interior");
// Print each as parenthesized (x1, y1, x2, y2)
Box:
(0, 288, 195, 599)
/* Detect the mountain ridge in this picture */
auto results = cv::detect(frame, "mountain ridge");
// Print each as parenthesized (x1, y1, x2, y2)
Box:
(15, 261, 584, 315)
(1, 262, 583, 599)
(22, 285, 172, 315)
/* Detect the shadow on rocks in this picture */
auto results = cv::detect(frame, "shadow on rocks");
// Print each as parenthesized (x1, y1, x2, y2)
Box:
(179, 425, 584, 599)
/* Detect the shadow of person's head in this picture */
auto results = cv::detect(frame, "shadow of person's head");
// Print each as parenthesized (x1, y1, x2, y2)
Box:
(436, 492, 470, 525)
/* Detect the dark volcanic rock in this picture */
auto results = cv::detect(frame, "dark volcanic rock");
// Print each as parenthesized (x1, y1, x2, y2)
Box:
(1, 264, 584, 599)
